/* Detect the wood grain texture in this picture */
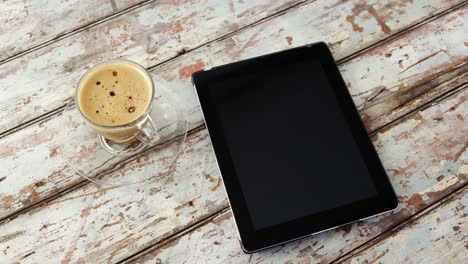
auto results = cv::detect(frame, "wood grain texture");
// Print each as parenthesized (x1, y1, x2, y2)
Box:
(0, 1, 466, 262)
(362, 63, 468, 132)
(341, 187, 467, 264)
(0, 0, 146, 62)
(126, 88, 468, 264)
(1, 0, 466, 222)
(2, 86, 466, 263)
(1, 129, 229, 263)
(0, 0, 463, 135)
(0, 0, 305, 135)
(340, 6, 468, 131)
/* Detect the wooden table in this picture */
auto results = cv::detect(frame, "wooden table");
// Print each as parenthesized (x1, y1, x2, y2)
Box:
(0, 0, 467, 263)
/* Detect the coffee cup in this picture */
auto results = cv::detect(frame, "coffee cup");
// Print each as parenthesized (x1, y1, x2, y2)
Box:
(75, 59, 159, 154)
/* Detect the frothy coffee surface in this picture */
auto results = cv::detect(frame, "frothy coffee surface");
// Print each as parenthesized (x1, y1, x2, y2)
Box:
(77, 62, 153, 126)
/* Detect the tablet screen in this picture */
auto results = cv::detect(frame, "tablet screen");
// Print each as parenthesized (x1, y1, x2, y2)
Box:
(207, 52, 377, 230)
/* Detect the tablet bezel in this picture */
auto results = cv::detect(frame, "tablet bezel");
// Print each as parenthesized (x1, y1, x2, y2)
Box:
(192, 42, 398, 253)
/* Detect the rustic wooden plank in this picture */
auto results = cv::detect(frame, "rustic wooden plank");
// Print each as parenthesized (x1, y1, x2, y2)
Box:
(340, 187, 467, 264)
(0, 0, 306, 135)
(0, 2, 463, 264)
(0, 0, 147, 62)
(339, 7, 468, 131)
(362, 63, 468, 132)
(124, 88, 468, 264)
(0, 0, 307, 219)
(1, 0, 467, 223)
(0, 129, 230, 263)
(0, 0, 463, 135)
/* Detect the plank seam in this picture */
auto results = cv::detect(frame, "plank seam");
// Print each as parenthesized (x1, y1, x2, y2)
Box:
(145, 0, 313, 72)
(0, 125, 206, 224)
(112, 84, 468, 263)
(0, 0, 158, 65)
(335, 0, 468, 65)
(3, 0, 466, 139)
(0, 105, 66, 139)
(332, 184, 468, 263)
(1, 25, 465, 225)
(121, 172, 468, 263)
(117, 206, 231, 264)
(1, 0, 466, 241)
(371, 81, 468, 135)
(0, 0, 312, 140)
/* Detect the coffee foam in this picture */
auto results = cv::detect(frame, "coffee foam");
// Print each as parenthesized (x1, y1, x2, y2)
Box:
(77, 62, 153, 126)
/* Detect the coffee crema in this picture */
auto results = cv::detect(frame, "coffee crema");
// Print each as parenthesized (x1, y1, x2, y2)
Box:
(77, 62, 153, 126)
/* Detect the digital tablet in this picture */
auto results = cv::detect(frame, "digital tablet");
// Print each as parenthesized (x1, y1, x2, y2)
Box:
(192, 42, 398, 253)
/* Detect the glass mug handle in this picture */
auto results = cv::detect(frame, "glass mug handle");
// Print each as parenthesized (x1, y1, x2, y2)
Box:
(97, 115, 160, 156)
(136, 115, 160, 145)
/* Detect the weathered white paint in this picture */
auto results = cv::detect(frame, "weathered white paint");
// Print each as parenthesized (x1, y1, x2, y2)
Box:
(362, 64, 468, 131)
(1, 87, 466, 263)
(0, 0, 463, 134)
(0, 0, 306, 134)
(126, 89, 467, 264)
(341, 8, 468, 110)
(0, 0, 466, 263)
(342, 188, 467, 264)
(1, 0, 466, 221)
(0, 0, 144, 62)
(0, 129, 228, 263)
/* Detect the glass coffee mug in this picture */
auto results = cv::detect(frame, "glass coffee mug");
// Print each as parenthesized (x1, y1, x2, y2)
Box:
(75, 59, 160, 155)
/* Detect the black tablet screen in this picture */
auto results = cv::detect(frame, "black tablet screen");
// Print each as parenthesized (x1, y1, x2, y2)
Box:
(207, 52, 377, 230)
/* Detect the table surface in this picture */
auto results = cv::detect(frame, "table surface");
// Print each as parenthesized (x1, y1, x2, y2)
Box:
(0, 0, 467, 263)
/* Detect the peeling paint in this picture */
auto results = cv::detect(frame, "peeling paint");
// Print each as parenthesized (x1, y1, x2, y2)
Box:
(178, 60, 205, 79)
(129, 89, 467, 263)
(0, 1, 466, 263)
